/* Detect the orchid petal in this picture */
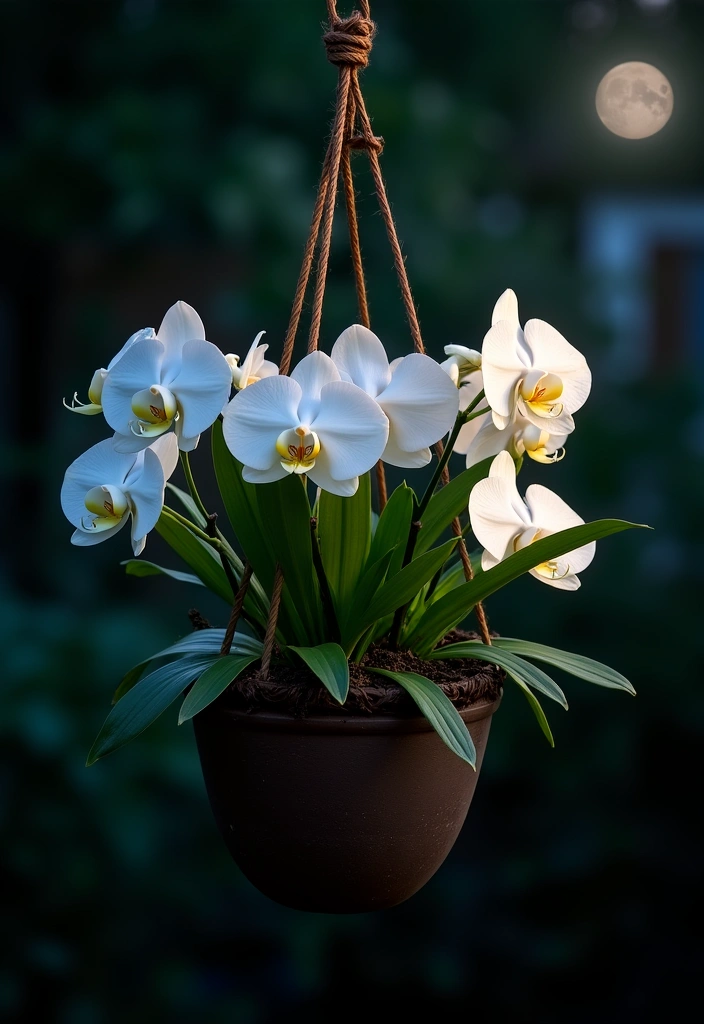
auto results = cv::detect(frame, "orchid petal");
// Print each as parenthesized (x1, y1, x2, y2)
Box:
(469, 475, 529, 561)
(330, 324, 391, 398)
(127, 448, 167, 548)
(107, 327, 156, 371)
(71, 517, 129, 547)
(175, 431, 200, 453)
(376, 353, 458, 451)
(101, 338, 165, 437)
(461, 415, 512, 467)
(481, 320, 526, 420)
(242, 463, 289, 485)
(290, 351, 341, 424)
(525, 484, 596, 575)
(307, 447, 359, 497)
(61, 439, 137, 528)
(167, 339, 231, 442)
(148, 433, 179, 482)
(222, 375, 302, 470)
(523, 319, 591, 415)
(529, 566, 582, 591)
(381, 425, 432, 468)
(310, 381, 388, 480)
(156, 301, 206, 379)
(491, 288, 520, 327)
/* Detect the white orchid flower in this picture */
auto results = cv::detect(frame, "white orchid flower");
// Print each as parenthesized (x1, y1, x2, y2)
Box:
(60, 434, 178, 556)
(458, 404, 569, 468)
(469, 450, 595, 590)
(330, 324, 459, 468)
(481, 289, 591, 434)
(221, 350, 389, 497)
(440, 344, 482, 387)
(63, 328, 155, 416)
(225, 331, 279, 390)
(451, 369, 489, 454)
(100, 301, 232, 453)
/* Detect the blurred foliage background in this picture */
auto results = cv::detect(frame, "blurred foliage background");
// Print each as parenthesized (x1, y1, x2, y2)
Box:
(1, 0, 702, 1021)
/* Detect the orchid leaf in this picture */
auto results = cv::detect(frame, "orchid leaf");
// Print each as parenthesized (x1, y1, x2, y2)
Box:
(367, 482, 415, 577)
(490, 638, 636, 695)
(512, 677, 555, 746)
(414, 459, 493, 556)
(87, 655, 220, 764)
(360, 537, 458, 629)
(121, 559, 204, 587)
(178, 654, 259, 723)
(318, 472, 372, 615)
(369, 668, 476, 767)
(290, 643, 350, 704)
(429, 642, 568, 709)
(165, 482, 208, 528)
(156, 512, 234, 605)
(408, 518, 647, 655)
(340, 547, 396, 653)
(111, 629, 263, 703)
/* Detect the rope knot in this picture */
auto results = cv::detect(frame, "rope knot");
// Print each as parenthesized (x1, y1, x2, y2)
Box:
(348, 133, 384, 154)
(323, 11, 376, 69)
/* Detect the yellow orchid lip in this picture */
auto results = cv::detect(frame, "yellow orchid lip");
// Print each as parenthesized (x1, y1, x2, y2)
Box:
(129, 384, 178, 437)
(276, 426, 321, 474)
(81, 484, 129, 531)
(520, 370, 564, 418)
(533, 559, 571, 581)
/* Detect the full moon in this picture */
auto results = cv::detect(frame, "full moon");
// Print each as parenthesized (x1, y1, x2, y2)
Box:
(595, 62, 673, 139)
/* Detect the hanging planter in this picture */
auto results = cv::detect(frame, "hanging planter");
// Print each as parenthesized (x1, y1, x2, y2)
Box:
(60, 0, 646, 913)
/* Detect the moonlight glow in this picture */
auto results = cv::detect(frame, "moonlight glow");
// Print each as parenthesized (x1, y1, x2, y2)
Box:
(595, 62, 673, 139)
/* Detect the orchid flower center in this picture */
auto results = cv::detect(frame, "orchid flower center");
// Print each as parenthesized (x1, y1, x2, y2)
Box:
(275, 426, 321, 475)
(514, 529, 571, 580)
(81, 484, 128, 532)
(518, 424, 565, 465)
(519, 370, 564, 418)
(130, 384, 178, 438)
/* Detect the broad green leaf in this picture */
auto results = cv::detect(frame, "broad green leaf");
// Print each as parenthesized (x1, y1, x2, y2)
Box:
(111, 629, 263, 703)
(340, 547, 396, 652)
(255, 475, 325, 644)
(318, 472, 372, 616)
(367, 482, 415, 576)
(512, 676, 555, 746)
(408, 519, 647, 655)
(490, 638, 636, 695)
(369, 668, 477, 767)
(87, 655, 219, 765)
(121, 559, 204, 587)
(414, 459, 492, 556)
(156, 512, 234, 605)
(429, 642, 568, 709)
(211, 421, 308, 642)
(165, 482, 207, 528)
(178, 654, 259, 723)
(289, 643, 350, 704)
(360, 537, 458, 629)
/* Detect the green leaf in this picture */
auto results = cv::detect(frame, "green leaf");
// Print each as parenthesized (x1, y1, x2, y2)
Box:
(490, 638, 636, 695)
(340, 546, 397, 652)
(361, 537, 458, 628)
(414, 459, 492, 556)
(178, 654, 259, 723)
(111, 629, 263, 703)
(512, 677, 555, 746)
(165, 482, 207, 528)
(87, 655, 219, 765)
(318, 472, 371, 615)
(211, 422, 308, 642)
(367, 482, 415, 576)
(289, 643, 350, 704)
(121, 559, 204, 587)
(156, 512, 234, 605)
(408, 518, 647, 655)
(369, 668, 477, 767)
(255, 475, 325, 644)
(429, 642, 568, 709)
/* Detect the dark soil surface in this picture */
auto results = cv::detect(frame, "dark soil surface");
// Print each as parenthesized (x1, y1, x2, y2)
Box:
(225, 630, 503, 717)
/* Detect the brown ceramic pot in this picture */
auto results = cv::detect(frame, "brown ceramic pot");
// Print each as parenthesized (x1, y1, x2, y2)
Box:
(194, 691, 501, 913)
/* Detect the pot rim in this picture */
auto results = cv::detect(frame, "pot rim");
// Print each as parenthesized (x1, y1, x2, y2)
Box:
(207, 692, 502, 734)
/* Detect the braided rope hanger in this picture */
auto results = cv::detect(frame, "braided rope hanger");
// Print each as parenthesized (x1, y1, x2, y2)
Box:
(258, 0, 492, 666)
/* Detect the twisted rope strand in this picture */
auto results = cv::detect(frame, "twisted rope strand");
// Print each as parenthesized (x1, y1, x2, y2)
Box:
(220, 561, 253, 656)
(260, 565, 284, 679)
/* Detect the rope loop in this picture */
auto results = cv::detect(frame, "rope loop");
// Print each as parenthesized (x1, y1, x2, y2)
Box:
(348, 132, 384, 153)
(323, 11, 375, 68)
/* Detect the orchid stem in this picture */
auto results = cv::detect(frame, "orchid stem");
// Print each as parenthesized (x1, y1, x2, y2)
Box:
(179, 450, 210, 523)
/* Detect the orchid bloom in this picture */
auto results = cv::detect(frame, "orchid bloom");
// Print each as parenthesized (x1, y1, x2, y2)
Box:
(63, 328, 155, 416)
(469, 451, 595, 590)
(221, 350, 389, 496)
(225, 331, 279, 390)
(100, 301, 232, 453)
(440, 344, 482, 387)
(482, 289, 591, 434)
(457, 406, 569, 468)
(60, 434, 178, 556)
(330, 325, 459, 468)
